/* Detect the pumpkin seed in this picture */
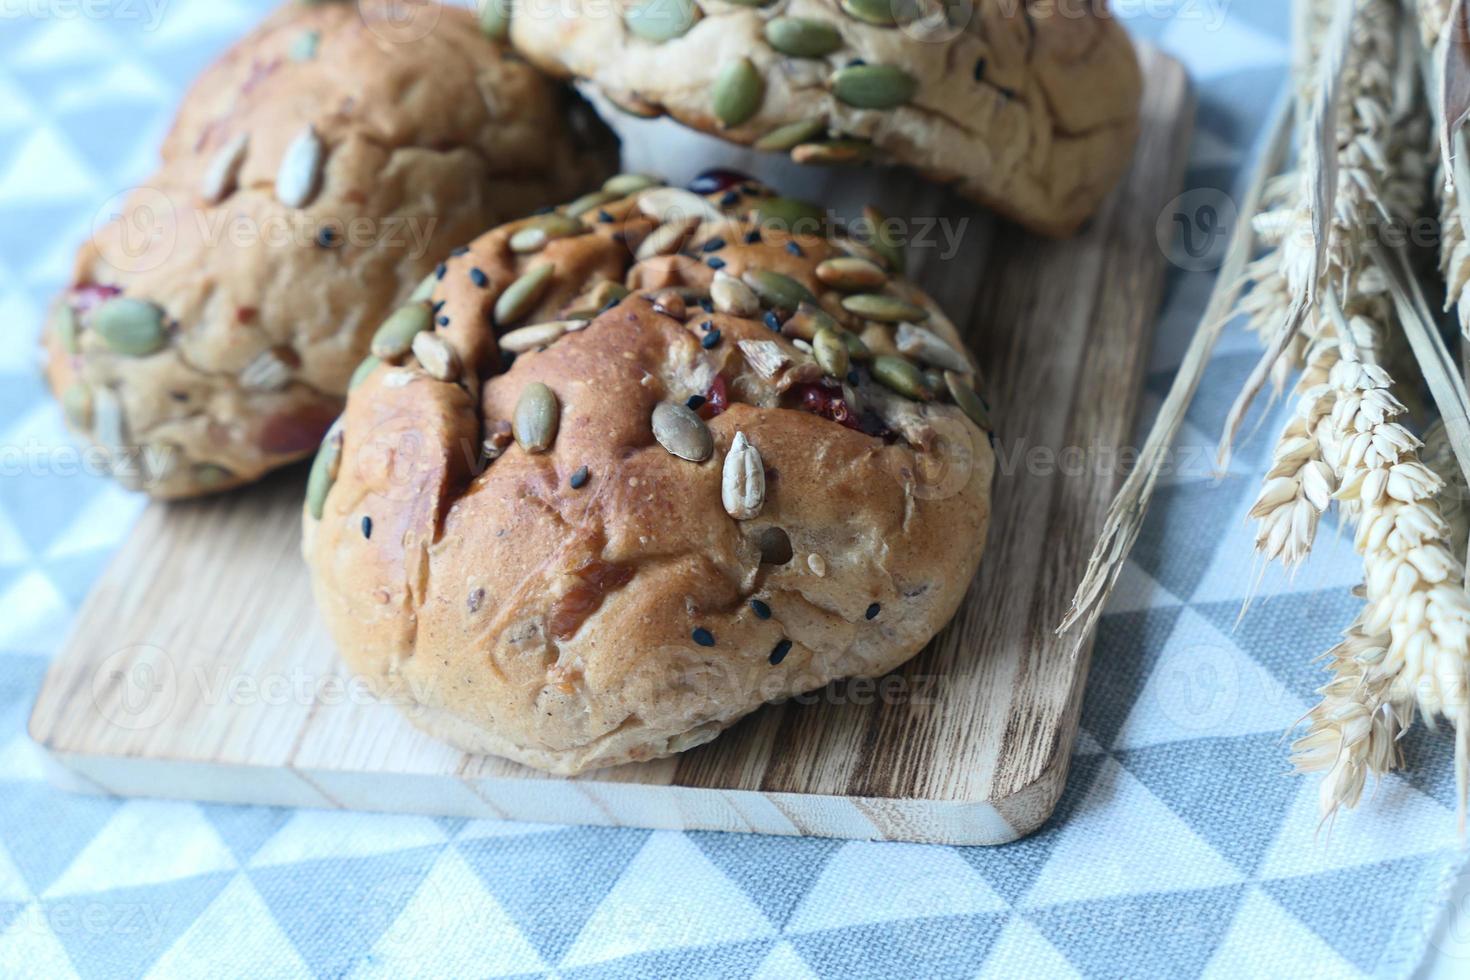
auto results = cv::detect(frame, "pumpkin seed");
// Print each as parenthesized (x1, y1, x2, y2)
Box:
(862, 205, 905, 272)
(349, 356, 379, 390)
(625, 0, 699, 41)
(859, 323, 899, 357)
(896, 321, 970, 372)
(753, 119, 827, 151)
(513, 382, 559, 453)
(603, 173, 660, 195)
(945, 371, 991, 430)
(93, 297, 166, 356)
(839, 328, 871, 361)
(765, 17, 843, 57)
(409, 269, 439, 302)
(840, 0, 919, 25)
(305, 425, 343, 521)
(370, 303, 432, 360)
(289, 29, 320, 61)
(841, 292, 927, 323)
(564, 280, 630, 319)
(651, 401, 713, 462)
(565, 189, 619, 218)
(495, 262, 555, 326)
(478, 0, 511, 39)
(791, 139, 873, 166)
(713, 57, 763, 128)
(201, 132, 248, 205)
(743, 268, 815, 310)
(831, 64, 918, 109)
(815, 256, 887, 291)
(192, 464, 232, 489)
(509, 214, 582, 253)
(62, 384, 92, 429)
(51, 303, 79, 353)
(722, 431, 765, 520)
(872, 354, 933, 400)
(499, 319, 581, 353)
(711, 272, 760, 316)
(276, 125, 324, 209)
(755, 196, 825, 233)
(813, 327, 849, 379)
(412, 331, 460, 381)
(638, 186, 724, 223)
(782, 302, 838, 341)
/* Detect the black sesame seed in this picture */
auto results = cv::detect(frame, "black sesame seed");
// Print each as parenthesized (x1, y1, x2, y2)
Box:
(596, 209, 615, 223)
(973, 58, 986, 83)
(701, 329, 721, 350)
(699, 298, 714, 313)
(451, 246, 469, 256)
(599, 296, 623, 314)
(707, 257, 727, 270)
(435, 262, 447, 280)
(750, 599, 771, 620)
(847, 370, 860, 385)
(361, 516, 373, 539)
(763, 311, 781, 332)
(437, 315, 450, 327)
(532, 204, 555, 215)
(693, 627, 715, 647)
(769, 639, 792, 665)
(785, 241, 803, 257)
(849, 58, 866, 67)
(315, 227, 337, 248)
(865, 602, 880, 620)
(700, 319, 714, 332)
(702, 237, 726, 253)
(720, 190, 740, 207)
(432, 300, 446, 313)
(469, 268, 489, 288)
(744, 230, 762, 244)
(686, 394, 706, 410)
(570, 465, 590, 490)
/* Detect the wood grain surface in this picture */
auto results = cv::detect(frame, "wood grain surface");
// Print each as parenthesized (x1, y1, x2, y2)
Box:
(30, 45, 1193, 845)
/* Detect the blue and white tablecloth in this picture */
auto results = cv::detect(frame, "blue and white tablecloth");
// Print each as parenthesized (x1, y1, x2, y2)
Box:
(2, 1, 1466, 977)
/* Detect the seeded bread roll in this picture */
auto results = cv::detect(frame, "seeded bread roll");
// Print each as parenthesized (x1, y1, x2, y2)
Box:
(40, 0, 617, 498)
(303, 172, 995, 774)
(507, 0, 1141, 237)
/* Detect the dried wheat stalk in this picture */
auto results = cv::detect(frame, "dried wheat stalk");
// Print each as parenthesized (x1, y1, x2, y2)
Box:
(1415, 0, 1470, 337)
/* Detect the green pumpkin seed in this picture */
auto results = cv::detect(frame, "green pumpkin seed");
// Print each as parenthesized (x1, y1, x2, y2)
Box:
(513, 382, 559, 453)
(62, 384, 92, 429)
(349, 356, 380, 390)
(945, 371, 991, 430)
(816, 256, 887, 291)
(753, 119, 827, 151)
(896, 321, 970, 372)
(755, 196, 825, 233)
(812, 327, 849, 379)
(713, 57, 763, 128)
(839, 0, 919, 25)
(478, 0, 511, 39)
(840, 328, 871, 361)
(872, 355, 932, 400)
(765, 17, 842, 58)
(625, 0, 699, 41)
(305, 426, 343, 520)
(93, 297, 166, 356)
(51, 303, 79, 354)
(370, 303, 432, 360)
(831, 64, 918, 109)
(861, 205, 905, 273)
(602, 173, 661, 195)
(841, 293, 927, 323)
(193, 464, 232, 489)
(509, 214, 583, 253)
(791, 139, 873, 166)
(743, 268, 816, 310)
(408, 269, 438, 302)
(782, 302, 838, 341)
(495, 262, 555, 326)
(565, 189, 619, 218)
(651, 401, 713, 462)
(289, 29, 320, 61)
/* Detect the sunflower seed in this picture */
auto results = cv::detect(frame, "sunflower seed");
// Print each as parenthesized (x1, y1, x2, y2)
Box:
(871, 354, 933, 400)
(831, 63, 918, 109)
(509, 214, 583, 253)
(603, 173, 661, 195)
(635, 214, 700, 260)
(945, 371, 991, 430)
(841, 293, 927, 323)
(625, 0, 699, 41)
(711, 272, 760, 316)
(722, 431, 765, 520)
(812, 327, 850, 379)
(91, 386, 125, 446)
(409, 270, 438, 302)
(241, 347, 294, 391)
(755, 196, 825, 233)
(808, 553, 827, 576)
(564, 280, 630, 319)
(478, 0, 510, 38)
(62, 384, 92, 429)
(51, 303, 79, 354)
(276, 125, 324, 209)
(753, 119, 827, 151)
(93, 297, 166, 356)
(652, 401, 713, 462)
(499, 319, 581, 353)
(370, 303, 432, 360)
(349, 356, 379, 390)
(743, 268, 815, 310)
(495, 262, 555, 326)
(816, 256, 887, 291)
(513, 381, 559, 453)
(565, 189, 619, 218)
(896, 321, 970, 372)
(765, 17, 843, 57)
(713, 57, 763, 128)
(861, 205, 905, 272)
(638, 186, 724, 224)
(791, 139, 873, 166)
(737, 339, 792, 379)
(201, 132, 248, 204)
(305, 424, 344, 520)
(412, 331, 460, 381)
(840, 0, 919, 25)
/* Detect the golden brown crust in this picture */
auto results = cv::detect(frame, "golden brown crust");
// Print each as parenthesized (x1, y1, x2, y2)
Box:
(304, 174, 995, 773)
(510, 0, 1141, 236)
(42, 1, 617, 497)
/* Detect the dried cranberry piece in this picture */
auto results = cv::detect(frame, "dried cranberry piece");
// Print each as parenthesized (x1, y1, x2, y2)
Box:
(689, 168, 751, 196)
(698, 375, 729, 420)
(792, 382, 863, 432)
(70, 283, 122, 317)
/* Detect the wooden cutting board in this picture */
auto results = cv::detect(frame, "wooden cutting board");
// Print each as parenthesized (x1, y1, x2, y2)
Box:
(30, 46, 1191, 845)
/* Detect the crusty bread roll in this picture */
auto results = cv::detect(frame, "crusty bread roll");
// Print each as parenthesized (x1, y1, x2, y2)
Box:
(303, 171, 995, 774)
(509, 0, 1141, 236)
(41, 0, 617, 498)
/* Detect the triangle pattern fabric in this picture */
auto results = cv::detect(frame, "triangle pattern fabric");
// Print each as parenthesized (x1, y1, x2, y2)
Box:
(563, 940, 775, 980)
(689, 830, 843, 930)
(46, 800, 237, 896)
(790, 914, 1008, 979)
(1084, 606, 1187, 749)
(0, 779, 118, 895)
(1203, 886, 1360, 980)
(142, 873, 309, 979)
